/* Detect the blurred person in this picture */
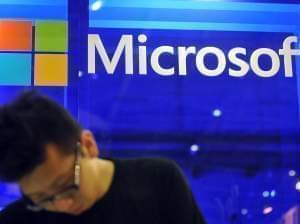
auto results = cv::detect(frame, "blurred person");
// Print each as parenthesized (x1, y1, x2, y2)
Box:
(0, 90, 205, 224)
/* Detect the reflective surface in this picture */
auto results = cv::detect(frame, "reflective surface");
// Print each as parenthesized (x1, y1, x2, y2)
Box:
(1, 0, 300, 223)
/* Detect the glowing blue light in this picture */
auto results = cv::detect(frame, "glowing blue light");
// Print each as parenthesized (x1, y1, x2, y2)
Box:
(296, 181, 300, 191)
(90, 0, 103, 11)
(190, 144, 199, 152)
(212, 109, 222, 117)
(262, 191, 269, 198)
(270, 190, 276, 197)
(78, 70, 83, 78)
(0, 207, 3, 211)
(241, 208, 248, 215)
(289, 170, 296, 177)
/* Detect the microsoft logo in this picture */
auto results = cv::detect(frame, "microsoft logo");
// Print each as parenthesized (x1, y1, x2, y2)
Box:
(88, 33, 300, 78)
(0, 20, 68, 86)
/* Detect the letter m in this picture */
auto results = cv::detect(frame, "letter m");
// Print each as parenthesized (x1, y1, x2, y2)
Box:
(88, 34, 133, 74)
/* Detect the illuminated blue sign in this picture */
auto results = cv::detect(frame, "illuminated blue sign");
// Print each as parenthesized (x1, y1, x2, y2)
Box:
(88, 29, 299, 79)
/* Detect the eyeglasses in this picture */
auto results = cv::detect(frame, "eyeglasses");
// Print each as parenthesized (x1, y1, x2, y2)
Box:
(25, 142, 82, 212)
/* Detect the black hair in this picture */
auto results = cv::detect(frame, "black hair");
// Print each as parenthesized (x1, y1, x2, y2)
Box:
(0, 90, 81, 182)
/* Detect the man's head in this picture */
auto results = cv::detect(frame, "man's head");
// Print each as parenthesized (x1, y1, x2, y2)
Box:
(0, 91, 101, 215)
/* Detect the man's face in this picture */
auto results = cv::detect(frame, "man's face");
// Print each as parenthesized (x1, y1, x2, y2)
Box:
(19, 143, 97, 215)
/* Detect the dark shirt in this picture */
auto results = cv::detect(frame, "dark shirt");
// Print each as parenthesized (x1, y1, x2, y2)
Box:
(0, 158, 206, 224)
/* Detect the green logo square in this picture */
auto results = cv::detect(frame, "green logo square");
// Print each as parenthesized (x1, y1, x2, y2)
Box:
(35, 21, 68, 52)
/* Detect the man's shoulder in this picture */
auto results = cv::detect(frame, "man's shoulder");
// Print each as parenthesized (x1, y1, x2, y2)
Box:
(108, 157, 181, 198)
(112, 157, 182, 183)
(115, 157, 179, 173)
(0, 199, 29, 222)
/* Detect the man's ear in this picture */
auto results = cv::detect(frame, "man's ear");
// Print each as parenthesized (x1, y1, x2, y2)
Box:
(80, 130, 99, 158)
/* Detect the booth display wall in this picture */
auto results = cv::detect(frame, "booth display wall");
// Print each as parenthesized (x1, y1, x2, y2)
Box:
(1, 0, 300, 223)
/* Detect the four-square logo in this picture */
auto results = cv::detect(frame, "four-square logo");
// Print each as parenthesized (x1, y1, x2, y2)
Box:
(0, 20, 68, 86)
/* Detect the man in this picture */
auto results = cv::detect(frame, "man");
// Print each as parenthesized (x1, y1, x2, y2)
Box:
(0, 91, 206, 223)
